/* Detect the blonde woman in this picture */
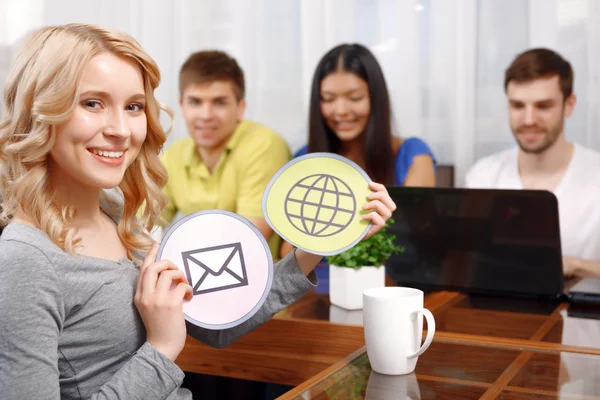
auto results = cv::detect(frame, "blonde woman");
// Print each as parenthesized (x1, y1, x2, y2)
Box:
(0, 24, 396, 399)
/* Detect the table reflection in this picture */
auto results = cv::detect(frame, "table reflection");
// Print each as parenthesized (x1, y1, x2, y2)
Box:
(289, 340, 600, 399)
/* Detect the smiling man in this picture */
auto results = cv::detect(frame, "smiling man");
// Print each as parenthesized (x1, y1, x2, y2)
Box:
(160, 51, 290, 259)
(465, 48, 600, 278)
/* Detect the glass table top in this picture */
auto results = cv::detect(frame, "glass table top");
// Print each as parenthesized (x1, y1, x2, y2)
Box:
(279, 288, 600, 349)
(289, 340, 600, 399)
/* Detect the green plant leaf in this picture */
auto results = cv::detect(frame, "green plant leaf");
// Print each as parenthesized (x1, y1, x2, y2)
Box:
(327, 218, 404, 268)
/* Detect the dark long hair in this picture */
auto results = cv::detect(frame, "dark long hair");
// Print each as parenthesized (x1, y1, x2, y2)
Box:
(307, 43, 395, 184)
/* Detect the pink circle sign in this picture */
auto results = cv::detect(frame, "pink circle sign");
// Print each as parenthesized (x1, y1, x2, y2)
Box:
(157, 210, 274, 330)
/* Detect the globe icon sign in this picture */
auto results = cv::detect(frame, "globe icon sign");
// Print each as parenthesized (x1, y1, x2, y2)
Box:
(284, 174, 357, 237)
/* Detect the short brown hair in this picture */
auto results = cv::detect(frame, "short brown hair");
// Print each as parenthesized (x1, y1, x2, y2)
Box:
(179, 50, 245, 100)
(504, 48, 573, 100)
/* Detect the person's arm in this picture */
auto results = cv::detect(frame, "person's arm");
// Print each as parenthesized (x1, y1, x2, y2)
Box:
(246, 217, 273, 240)
(403, 154, 436, 187)
(279, 240, 295, 258)
(0, 242, 63, 399)
(236, 134, 291, 240)
(563, 256, 600, 278)
(397, 138, 436, 187)
(0, 241, 190, 400)
(187, 182, 396, 348)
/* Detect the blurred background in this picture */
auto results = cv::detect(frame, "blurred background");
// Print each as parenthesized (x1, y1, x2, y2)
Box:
(1, 0, 599, 185)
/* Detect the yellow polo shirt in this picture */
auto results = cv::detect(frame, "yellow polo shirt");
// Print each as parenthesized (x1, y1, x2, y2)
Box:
(160, 120, 291, 259)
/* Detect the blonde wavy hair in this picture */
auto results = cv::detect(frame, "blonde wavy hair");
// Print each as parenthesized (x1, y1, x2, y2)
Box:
(0, 24, 170, 260)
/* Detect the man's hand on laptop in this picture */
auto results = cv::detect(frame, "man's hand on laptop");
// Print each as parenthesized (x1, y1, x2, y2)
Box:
(563, 256, 600, 278)
(563, 256, 580, 278)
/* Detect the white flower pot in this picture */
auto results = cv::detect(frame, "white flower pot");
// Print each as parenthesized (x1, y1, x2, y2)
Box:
(329, 264, 386, 310)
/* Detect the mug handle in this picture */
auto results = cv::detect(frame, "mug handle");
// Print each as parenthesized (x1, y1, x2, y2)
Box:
(407, 308, 436, 359)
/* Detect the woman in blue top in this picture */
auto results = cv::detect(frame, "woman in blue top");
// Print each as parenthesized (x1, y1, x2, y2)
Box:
(281, 43, 435, 257)
(296, 43, 435, 185)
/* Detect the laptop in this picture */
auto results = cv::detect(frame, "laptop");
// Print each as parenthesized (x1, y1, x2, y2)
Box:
(568, 278, 600, 306)
(384, 187, 566, 300)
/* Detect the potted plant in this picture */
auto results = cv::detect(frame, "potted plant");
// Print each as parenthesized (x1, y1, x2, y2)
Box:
(327, 219, 404, 310)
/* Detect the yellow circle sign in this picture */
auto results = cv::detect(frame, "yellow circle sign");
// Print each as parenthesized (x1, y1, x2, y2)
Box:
(262, 153, 372, 256)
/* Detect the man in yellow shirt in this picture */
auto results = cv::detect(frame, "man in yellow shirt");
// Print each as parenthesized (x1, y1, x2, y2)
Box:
(160, 51, 291, 259)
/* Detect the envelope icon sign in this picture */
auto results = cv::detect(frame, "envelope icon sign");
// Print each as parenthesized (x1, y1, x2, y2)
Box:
(181, 242, 249, 296)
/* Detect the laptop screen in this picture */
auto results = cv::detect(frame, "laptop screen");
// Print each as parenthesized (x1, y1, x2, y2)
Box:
(384, 187, 564, 299)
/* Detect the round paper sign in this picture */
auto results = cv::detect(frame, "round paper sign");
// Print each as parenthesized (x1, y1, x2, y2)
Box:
(157, 210, 273, 330)
(262, 152, 372, 256)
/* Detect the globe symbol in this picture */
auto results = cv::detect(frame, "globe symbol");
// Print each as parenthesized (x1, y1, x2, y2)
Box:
(284, 174, 356, 237)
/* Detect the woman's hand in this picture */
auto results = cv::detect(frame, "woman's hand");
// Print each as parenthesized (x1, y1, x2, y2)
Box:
(134, 243, 193, 361)
(361, 181, 397, 240)
(287, 181, 398, 277)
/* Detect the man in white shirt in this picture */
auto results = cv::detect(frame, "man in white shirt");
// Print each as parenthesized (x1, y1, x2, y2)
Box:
(465, 48, 600, 278)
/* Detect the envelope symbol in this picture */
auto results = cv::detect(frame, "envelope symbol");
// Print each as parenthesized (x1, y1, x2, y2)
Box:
(181, 242, 248, 296)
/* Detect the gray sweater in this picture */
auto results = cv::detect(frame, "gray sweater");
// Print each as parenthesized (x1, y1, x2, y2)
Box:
(0, 223, 316, 399)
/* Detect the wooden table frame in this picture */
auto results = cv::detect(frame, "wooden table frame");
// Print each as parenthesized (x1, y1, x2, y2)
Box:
(176, 289, 599, 391)
(276, 336, 600, 399)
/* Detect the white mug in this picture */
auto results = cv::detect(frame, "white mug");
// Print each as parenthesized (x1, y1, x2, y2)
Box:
(363, 287, 435, 375)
